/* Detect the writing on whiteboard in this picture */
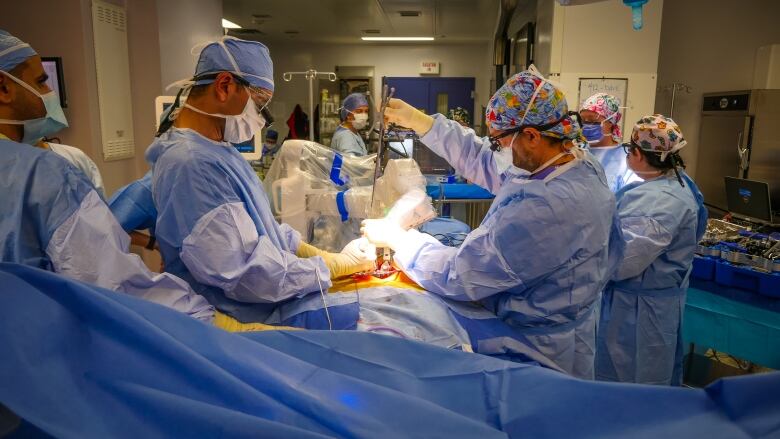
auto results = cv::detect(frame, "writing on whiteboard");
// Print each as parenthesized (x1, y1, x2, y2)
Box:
(577, 78, 628, 106)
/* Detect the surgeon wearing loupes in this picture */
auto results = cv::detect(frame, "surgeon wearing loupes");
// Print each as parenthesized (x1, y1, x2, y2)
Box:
(362, 67, 620, 378)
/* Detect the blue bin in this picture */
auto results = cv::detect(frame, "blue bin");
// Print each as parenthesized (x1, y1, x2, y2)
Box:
(714, 261, 780, 298)
(691, 256, 716, 281)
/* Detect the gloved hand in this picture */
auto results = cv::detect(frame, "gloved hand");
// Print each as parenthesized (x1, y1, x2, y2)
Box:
(296, 239, 376, 279)
(384, 98, 434, 135)
(360, 218, 406, 250)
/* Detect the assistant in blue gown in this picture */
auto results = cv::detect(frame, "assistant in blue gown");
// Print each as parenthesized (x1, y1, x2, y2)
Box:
(596, 115, 708, 385)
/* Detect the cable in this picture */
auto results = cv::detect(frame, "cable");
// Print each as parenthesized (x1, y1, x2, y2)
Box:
(314, 266, 333, 330)
(365, 326, 408, 338)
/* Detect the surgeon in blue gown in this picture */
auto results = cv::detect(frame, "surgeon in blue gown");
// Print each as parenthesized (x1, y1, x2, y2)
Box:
(362, 67, 620, 379)
(148, 36, 376, 324)
(579, 93, 639, 192)
(0, 29, 213, 322)
(330, 92, 369, 156)
(596, 115, 707, 385)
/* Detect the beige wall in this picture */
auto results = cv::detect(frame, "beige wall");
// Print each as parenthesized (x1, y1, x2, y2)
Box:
(157, 0, 223, 91)
(654, 0, 780, 179)
(264, 41, 493, 138)
(3, 0, 162, 195)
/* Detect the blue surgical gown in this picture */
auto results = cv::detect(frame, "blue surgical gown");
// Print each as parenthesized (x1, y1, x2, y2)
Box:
(596, 172, 707, 385)
(0, 139, 213, 322)
(588, 144, 640, 192)
(147, 128, 331, 323)
(108, 170, 157, 234)
(330, 126, 367, 156)
(392, 115, 618, 378)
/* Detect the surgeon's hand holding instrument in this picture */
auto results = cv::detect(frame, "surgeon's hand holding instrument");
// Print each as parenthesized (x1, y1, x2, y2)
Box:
(383, 98, 434, 136)
(296, 237, 377, 279)
(361, 188, 436, 273)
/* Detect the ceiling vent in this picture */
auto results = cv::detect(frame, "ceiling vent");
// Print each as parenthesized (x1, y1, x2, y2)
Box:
(284, 30, 300, 34)
(362, 29, 381, 34)
(398, 10, 421, 17)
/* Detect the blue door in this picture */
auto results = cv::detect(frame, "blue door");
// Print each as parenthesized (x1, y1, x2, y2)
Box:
(383, 77, 475, 123)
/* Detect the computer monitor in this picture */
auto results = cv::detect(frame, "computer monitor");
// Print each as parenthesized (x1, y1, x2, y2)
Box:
(724, 177, 774, 224)
(154, 95, 263, 161)
(41, 57, 66, 108)
(154, 96, 176, 129)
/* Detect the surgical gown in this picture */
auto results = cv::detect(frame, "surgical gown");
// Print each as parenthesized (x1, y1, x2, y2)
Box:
(588, 144, 640, 192)
(392, 115, 618, 378)
(108, 170, 157, 234)
(596, 172, 707, 385)
(0, 139, 213, 322)
(330, 126, 367, 156)
(147, 128, 331, 323)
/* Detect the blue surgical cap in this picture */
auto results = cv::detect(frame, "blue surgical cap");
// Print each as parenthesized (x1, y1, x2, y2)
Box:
(265, 129, 278, 140)
(0, 30, 37, 72)
(193, 36, 274, 91)
(340, 93, 369, 120)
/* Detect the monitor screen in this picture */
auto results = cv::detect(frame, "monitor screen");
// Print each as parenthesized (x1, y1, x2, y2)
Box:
(41, 57, 66, 108)
(724, 177, 773, 223)
(233, 138, 256, 153)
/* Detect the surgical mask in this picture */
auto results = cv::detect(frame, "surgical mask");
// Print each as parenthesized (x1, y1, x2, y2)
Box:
(351, 113, 368, 130)
(0, 70, 69, 144)
(494, 144, 514, 173)
(582, 123, 604, 143)
(184, 89, 266, 144)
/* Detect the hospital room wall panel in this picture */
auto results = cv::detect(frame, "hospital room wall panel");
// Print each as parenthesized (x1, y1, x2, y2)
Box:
(654, 0, 780, 179)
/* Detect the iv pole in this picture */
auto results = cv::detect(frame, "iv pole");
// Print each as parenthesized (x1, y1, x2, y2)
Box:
(282, 69, 338, 141)
(658, 82, 692, 118)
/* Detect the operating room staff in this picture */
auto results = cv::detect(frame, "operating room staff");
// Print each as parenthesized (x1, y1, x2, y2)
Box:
(596, 115, 707, 385)
(362, 67, 619, 378)
(330, 92, 369, 156)
(148, 36, 375, 324)
(579, 93, 639, 192)
(0, 29, 213, 322)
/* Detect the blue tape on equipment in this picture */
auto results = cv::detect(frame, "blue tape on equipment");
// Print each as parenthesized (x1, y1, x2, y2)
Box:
(336, 191, 349, 222)
(330, 153, 347, 186)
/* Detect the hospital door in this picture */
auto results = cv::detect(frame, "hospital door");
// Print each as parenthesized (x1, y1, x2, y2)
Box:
(383, 77, 475, 119)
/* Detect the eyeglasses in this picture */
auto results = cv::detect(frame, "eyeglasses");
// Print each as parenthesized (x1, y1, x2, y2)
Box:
(488, 127, 523, 151)
(621, 142, 637, 154)
(488, 112, 579, 152)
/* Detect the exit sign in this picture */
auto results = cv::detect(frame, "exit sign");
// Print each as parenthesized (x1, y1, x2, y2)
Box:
(420, 61, 440, 75)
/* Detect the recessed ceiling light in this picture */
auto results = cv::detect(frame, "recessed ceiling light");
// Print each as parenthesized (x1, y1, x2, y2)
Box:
(221, 18, 241, 29)
(361, 37, 434, 41)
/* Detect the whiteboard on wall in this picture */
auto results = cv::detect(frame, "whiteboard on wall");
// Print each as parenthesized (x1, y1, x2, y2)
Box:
(577, 77, 628, 135)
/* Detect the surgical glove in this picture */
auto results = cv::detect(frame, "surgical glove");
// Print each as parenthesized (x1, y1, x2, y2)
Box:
(296, 240, 376, 279)
(384, 98, 434, 135)
(360, 218, 407, 250)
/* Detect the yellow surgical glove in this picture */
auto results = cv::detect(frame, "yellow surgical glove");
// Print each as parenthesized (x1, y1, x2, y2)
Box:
(384, 98, 434, 135)
(296, 239, 377, 279)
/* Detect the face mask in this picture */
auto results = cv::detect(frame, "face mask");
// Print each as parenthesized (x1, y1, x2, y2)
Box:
(0, 70, 69, 144)
(494, 144, 514, 174)
(351, 112, 368, 130)
(184, 89, 266, 144)
(582, 122, 603, 143)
